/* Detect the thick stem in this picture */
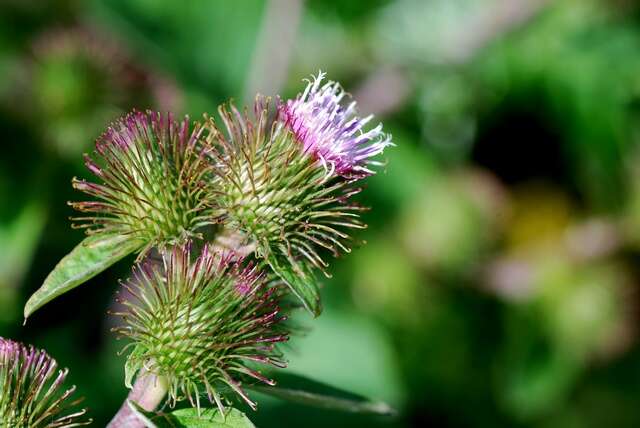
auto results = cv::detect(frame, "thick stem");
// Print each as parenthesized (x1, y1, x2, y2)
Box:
(107, 369, 168, 428)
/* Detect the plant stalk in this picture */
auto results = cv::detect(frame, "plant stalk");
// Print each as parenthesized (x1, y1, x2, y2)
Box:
(107, 368, 168, 427)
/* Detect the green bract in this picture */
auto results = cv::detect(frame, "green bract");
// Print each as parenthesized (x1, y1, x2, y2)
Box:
(112, 243, 288, 411)
(70, 110, 216, 256)
(0, 338, 91, 428)
(206, 97, 367, 315)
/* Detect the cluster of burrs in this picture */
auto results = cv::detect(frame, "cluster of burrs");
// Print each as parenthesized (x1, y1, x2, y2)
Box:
(8, 72, 392, 420)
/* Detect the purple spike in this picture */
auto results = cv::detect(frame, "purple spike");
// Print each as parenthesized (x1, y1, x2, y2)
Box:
(279, 71, 393, 178)
(0, 337, 91, 426)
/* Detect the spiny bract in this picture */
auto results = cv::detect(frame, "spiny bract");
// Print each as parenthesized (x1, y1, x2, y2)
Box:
(0, 338, 91, 428)
(204, 96, 368, 313)
(112, 243, 288, 411)
(70, 110, 216, 256)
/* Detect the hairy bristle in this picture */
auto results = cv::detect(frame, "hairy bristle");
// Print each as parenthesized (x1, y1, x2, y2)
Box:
(113, 243, 288, 412)
(0, 338, 91, 428)
(70, 110, 216, 255)
(205, 96, 367, 282)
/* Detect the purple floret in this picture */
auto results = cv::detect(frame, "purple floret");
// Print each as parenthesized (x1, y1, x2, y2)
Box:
(279, 71, 393, 178)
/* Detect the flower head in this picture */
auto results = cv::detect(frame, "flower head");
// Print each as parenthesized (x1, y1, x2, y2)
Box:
(28, 27, 181, 159)
(112, 243, 288, 411)
(205, 97, 367, 315)
(70, 110, 216, 256)
(0, 338, 91, 428)
(279, 71, 392, 178)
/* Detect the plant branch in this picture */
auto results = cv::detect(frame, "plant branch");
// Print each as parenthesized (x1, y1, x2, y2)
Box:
(243, 0, 304, 103)
(107, 368, 167, 428)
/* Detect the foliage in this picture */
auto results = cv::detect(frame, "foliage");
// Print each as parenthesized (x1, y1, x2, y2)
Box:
(3, 0, 640, 427)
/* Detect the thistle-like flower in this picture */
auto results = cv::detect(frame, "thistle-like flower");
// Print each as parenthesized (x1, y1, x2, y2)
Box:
(70, 111, 216, 256)
(279, 71, 392, 178)
(112, 243, 288, 411)
(0, 338, 91, 428)
(26, 27, 182, 159)
(205, 95, 368, 314)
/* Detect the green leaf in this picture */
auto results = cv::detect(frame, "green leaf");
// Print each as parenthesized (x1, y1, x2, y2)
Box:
(160, 408, 255, 428)
(124, 345, 146, 388)
(24, 233, 140, 321)
(127, 401, 159, 428)
(128, 401, 255, 428)
(266, 252, 322, 317)
(247, 372, 396, 416)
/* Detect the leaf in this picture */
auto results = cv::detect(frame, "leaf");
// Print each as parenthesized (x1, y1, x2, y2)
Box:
(127, 400, 159, 428)
(155, 407, 255, 428)
(247, 372, 396, 416)
(266, 252, 322, 317)
(0, 198, 46, 287)
(24, 233, 140, 321)
(128, 401, 255, 428)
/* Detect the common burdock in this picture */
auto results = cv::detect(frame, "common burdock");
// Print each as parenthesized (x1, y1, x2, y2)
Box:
(70, 111, 216, 257)
(0, 338, 91, 428)
(112, 243, 288, 412)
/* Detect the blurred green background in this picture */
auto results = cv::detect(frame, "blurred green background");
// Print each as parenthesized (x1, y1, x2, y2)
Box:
(3, 0, 640, 426)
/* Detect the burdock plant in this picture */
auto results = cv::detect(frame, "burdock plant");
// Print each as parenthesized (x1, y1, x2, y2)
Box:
(0, 338, 91, 427)
(208, 73, 392, 314)
(112, 243, 288, 411)
(70, 110, 216, 254)
(23, 111, 216, 318)
(20, 72, 394, 427)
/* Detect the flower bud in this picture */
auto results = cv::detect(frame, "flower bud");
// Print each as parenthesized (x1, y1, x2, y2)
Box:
(0, 338, 91, 427)
(70, 111, 216, 256)
(112, 243, 288, 411)
(206, 74, 391, 311)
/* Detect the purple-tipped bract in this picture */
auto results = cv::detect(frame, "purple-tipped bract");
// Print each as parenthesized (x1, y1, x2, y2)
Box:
(112, 243, 288, 412)
(0, 338, 91, 428)
(70, 110, 216, 256)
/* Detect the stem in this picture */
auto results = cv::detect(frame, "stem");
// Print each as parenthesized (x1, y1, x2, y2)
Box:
(243, 0, 304, 103)
(107, 368, 168, 428)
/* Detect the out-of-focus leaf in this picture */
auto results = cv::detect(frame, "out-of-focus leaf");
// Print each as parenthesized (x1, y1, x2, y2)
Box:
(24, 233, 140, 320)
(0, 199, 47, 322)
(0, 199, 46, 286)
(248, 372, 395, 415)
(285, 309, 406, 407)
(266, 252, 322, 317)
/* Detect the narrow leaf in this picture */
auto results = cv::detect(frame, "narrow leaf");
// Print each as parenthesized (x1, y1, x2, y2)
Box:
(152, 407, 256, 428)
(127, 400, 159, 428)
(248, 372, 396, 415)
(24, 233, 140, 320)
(266, 253, 322, 317)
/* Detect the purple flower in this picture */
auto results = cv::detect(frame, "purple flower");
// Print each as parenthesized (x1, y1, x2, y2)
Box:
(0, 337, 91, 427)
(279, 72, 393, 178)
(207, 97, 368, 315)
